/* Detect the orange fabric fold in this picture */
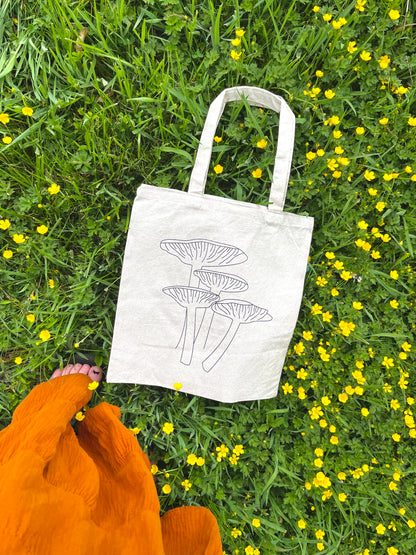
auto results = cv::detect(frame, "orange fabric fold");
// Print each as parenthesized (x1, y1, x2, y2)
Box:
(0, 374, 222, 555)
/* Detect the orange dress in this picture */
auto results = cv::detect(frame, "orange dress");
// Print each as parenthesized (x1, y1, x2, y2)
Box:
(0, 374, 223, 554)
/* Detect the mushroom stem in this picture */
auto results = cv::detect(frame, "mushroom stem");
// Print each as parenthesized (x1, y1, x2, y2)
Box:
(202, 319, 241, 373)
(181, 307, 197, 366)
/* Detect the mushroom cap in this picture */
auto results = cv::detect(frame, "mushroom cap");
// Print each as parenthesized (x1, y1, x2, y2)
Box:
(160, 239, 247, 268)
(162, 286, 219, 308)
(193, 270, 248, 293)
(211, 299, 272, 323)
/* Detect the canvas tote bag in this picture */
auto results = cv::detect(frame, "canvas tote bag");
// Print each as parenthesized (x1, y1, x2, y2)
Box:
(107, 86, 314, 403)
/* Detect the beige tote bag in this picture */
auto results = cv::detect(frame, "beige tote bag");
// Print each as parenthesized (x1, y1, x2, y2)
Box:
(107, 87, 314, 402)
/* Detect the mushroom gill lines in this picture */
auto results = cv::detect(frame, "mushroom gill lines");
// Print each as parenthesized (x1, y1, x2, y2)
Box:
(160, 238, 272, 371)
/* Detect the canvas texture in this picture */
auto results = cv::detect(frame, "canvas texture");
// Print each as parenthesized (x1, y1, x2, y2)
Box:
(107, 87, 314, 403)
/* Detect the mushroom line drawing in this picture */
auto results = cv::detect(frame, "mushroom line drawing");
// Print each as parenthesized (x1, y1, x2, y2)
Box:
(192, 269, 249, 350)
(162, 286, 219, 366)
(160, 238, 248, 287)
(202, 299, 272, 373)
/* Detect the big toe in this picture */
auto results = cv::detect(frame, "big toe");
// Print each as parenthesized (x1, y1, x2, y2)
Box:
(88, 366, 103, 382)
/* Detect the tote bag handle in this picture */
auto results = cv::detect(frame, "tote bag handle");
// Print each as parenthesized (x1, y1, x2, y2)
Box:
(188, 86, 296, 212)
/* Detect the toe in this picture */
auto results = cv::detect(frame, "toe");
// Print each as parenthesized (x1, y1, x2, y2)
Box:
(51, 368, 63, 379)
(79, 364, 91, 375)
(87, 366, 103, 382)
(62, 364, 74, 376)
(70, 363, 82, 374)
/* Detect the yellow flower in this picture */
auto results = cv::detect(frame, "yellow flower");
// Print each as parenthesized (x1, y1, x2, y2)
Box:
(313, 6, 320, 12)
(306, 151, 316, 160)
(322, 311, 332, 322)
(75, 411, 85, 421)
(88, 381, 99, 391)
(0, 112, 10, 124)
(316, 70, 323, 77)
(213, 164, 223, 174)
(196, 456, 205, 466)
(356, 127, 365, 135)
(3, 250, 13, 259)
(48, 183, 60, 195)
(231, 37, 241, 46)
(330, 435, 339, 445)
(353, 302, 363, 310)
(0, 219, 11, 230)
(339, 392, 348, 403)
(162, 484, 171, 494)
(388, 9, 400, 20)
(37, 225, 48, 235)
(402, 341, 412, 352)
(408, 520, 416, 528)
(332, 17, 347, 30)
(282, 382, 293, 394)
(379, 117, 389, 125)
(48, 279, 55, 288)
(387, 547, 398, 555)
(257, 138, 267, 148)
(173, 382, 182, 391)
(214, 136, 222, 143)
(333, 130, 342, 138)
(315, 448, 324, 457)
(14, 356, 23, 365)
(390, 299, 399, 309)
(317, 543, 325, 551)
(2, 136, 12, 144)
(252, 518, 261, 528)
(129, 427, 141, 435)
(316, 529, 325, 540)
(317, 148, 325, 156)
(382, 356, 394, 368)
(364, 170, 376, 182)
(396, 86, 408, 94)
(376, 523, 389, 534)
(408, 117, 416, 126)
(252, 168, 262, 179)
(313, 471, 331, 488)
(13, 234, 25, 244)
(360, 51, 371, 61)
(379, 55, 391, 69)
(368, 188, 377, 196)
(392, 433, 401, 442)
(311, 303, 323, 315)
(322, 13, 332, 22)
(347, 41, 358, 54)
(376, 201, 386, 212)
(22, 107, 34, 116)
(340, 270, 352, 281)
(181, 479, 192, 491)
(26, 314, 35, 323)
(361, 408, 369, 417)
(187, 453, 197, 465)
(298, 519, 306, 529)
(162, 422, 174, 435)
(298, 387, 306, 399)
(297, 368, 308, 379)
(303, 330, 313, 341)
(39, 329, 51, 341)
(390, 270, 399, 280)
(235, 29, 245, 37)
(230, 50, 242, 60)
(331, 288, 339, 296)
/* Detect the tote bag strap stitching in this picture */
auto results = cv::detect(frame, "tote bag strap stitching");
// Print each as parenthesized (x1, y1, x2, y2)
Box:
(188, 86, 296, 212)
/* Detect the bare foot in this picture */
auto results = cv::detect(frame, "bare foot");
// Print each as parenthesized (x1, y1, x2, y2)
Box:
(51, 363, 103, 382)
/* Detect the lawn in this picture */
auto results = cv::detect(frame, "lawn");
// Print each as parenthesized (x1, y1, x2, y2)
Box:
(1, 0, 415, 553)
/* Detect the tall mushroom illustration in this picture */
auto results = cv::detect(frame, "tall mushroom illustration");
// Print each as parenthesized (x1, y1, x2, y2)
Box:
(193, 270, 249, 348)
(160, 239, 248, 287)
(162, 286, 219, 366)
(202, 299, 272, 373)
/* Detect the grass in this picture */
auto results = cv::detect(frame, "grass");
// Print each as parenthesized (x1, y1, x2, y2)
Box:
(1, 0, 416, 553)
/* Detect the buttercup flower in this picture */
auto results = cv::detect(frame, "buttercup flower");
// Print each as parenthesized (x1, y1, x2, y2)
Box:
(0, 113, 10, 124)
(39, 329, 51, 342)
(22, 107, 34, 116)
(379, 117, 389, 125)
(162, 422, 174, 435)
(379, 55, 391, 69)
(257, 139, 267, 148)
(48, 183, 60, 195)
(324, 89, 335, 99)
(214, 164, 223, 174)
(37, 225, 48, 235)
(181, 479, 192, 491)
(388, 10, 400, 20)
(230, 50, 242, 60)
(298, 519, 306, 529)
(252, 168, 262, 178)
(252, 518, 261, 528)
(13, 234, 25, 244)
(162, 484, 171, 494)
(360, 51, 371, 61)
(2, 136, 12, 144)
(347, 41, 358, 54)
(0, 219, 11, 230)
(235, 29, 245, 37)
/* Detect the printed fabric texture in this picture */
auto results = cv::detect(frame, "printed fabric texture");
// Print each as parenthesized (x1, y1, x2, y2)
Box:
(0, 374, 222, 555)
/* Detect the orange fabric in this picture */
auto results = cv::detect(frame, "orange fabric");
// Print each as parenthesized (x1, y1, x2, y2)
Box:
(0, 374, 222, 555)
